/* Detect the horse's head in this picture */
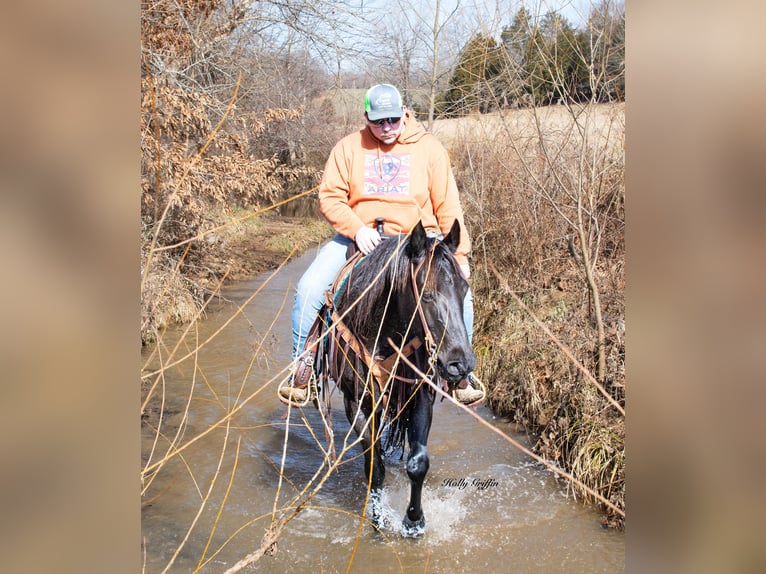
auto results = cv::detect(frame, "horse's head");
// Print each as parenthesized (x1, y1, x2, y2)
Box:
(407, 220, 476, 384)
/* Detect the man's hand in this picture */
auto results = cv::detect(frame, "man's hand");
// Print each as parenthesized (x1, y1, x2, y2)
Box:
(355, 226, 382, 255)
(459, 263, 470, 280)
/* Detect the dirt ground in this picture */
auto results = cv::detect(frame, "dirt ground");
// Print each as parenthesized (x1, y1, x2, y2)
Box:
(195, 214, 332, 287)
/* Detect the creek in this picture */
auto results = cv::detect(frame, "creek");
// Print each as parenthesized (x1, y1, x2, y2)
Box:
(141, 248, 624, 573)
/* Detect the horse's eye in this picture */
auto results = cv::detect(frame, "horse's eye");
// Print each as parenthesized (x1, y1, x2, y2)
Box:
(422, 290, 435, 302)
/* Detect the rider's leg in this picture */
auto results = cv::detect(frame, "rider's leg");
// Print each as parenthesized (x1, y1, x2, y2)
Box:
(280, 234, 352, 406)
(291, 234, 353, 360)
(463, 288, 474, 345)
(454, 286, 485, 406)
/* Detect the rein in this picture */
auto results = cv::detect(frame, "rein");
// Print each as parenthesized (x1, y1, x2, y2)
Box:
(409, 257, 438, 371)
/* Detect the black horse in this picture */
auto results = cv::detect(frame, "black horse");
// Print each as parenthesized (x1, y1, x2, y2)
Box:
(318, 219, 475, 536)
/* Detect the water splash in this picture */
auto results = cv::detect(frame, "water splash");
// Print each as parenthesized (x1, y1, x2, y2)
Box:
(361, 465, 471, 542)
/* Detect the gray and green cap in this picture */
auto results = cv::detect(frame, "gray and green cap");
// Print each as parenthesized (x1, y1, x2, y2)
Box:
(364, 84, 403, 121)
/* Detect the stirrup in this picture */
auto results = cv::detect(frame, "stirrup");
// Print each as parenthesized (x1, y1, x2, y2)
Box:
(452, 373, 486, 407)
(277, 373, 318, 408)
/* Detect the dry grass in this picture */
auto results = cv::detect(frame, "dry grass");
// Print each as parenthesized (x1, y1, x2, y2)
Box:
(450, 101, 626, 528)
(432, 102, 624, 156)
(139, 207, 332, 344)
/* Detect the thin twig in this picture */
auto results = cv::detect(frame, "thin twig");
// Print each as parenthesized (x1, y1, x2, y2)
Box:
(195, 435, 242, 572)
(161, 415, 234, 573)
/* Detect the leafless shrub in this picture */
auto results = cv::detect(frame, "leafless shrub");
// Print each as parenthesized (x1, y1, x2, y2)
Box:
(451, 102, 625, 527)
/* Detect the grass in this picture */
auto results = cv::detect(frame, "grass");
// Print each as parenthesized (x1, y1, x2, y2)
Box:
(140, 204, 332, 345)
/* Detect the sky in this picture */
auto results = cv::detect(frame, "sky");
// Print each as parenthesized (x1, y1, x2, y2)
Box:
(542, 0, 591, 27)
(401, 0, 593, 28)
(300, 0, 604, 75)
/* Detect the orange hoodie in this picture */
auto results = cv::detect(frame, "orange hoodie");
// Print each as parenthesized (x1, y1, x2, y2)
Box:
(318, 110, 471, 265)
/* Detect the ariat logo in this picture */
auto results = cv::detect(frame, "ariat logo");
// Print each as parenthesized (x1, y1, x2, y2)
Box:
(364, 153, 410, 196)
(375, 155, 401, 182)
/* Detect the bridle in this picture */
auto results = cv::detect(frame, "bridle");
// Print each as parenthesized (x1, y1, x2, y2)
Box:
(409, 255, 438, 372)
(324, 239, 465, 411)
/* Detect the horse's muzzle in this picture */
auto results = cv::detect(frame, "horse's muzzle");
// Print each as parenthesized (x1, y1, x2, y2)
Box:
(438, 354, 476, 384)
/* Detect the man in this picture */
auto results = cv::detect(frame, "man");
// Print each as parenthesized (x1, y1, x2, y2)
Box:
(279, 84, 484, 406)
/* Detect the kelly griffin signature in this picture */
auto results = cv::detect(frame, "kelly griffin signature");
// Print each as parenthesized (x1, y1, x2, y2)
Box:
(441, 477, 499, 491)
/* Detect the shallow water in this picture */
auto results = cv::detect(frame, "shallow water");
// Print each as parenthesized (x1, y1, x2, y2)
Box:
(141, 249, 624, 573)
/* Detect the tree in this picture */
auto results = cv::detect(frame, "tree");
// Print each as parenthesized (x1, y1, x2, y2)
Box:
(509, 4, 624, 383)
(425, 0, 459, 128)
(521, 11, 588, 105)
(443, 33, 504, 116)
(363, 0, 463, 130)
(463, 4, 625, 386)
(587, 0, 625, 102)
(140, 0, 346, 340)
(497, 7, 534, 107)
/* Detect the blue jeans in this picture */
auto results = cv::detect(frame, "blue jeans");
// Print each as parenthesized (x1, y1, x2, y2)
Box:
(291, 234, 474, 359)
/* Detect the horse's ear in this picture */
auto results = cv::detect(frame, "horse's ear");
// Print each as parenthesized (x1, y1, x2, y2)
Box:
(442, 219, 461, 254)
(409, 221, 427, 260)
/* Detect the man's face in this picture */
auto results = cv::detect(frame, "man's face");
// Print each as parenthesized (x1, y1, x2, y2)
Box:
(366, 114, 404, 145)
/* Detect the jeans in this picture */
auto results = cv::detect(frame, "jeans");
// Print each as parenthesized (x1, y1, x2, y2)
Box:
(291, 234, 474, 359)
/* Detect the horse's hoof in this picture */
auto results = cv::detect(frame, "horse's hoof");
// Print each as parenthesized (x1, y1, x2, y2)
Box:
(371, 513, 392, 532)
(367, 492, 392, 532)
(369, 508, 392, 532)
(401, 515, 425, 538)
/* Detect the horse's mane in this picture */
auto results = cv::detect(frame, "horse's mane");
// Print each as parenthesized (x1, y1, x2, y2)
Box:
(335, 230, 462, 453)
(339, 234, 438, 346)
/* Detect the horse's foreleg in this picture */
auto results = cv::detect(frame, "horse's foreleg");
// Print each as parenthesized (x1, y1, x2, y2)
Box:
(344, 396, 387, 527)
(402, 441, 428, 536)
(402, 386, 433, 537)
(361, 410, 386, 493)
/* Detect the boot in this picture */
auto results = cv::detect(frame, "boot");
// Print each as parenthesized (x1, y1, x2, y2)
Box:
(277, 364, 319, 408)
(452, 373, 486, 406)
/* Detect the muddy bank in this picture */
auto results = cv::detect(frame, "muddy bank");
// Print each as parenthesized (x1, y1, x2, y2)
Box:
(140, 212, 332, 344)
(189, 214, 332, 286)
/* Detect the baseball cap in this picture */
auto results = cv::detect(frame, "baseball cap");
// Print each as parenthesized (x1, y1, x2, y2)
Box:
(364, 84, 404, 121)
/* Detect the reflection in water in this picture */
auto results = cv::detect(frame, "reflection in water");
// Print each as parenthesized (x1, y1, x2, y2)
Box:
(141, 249, 624, 573)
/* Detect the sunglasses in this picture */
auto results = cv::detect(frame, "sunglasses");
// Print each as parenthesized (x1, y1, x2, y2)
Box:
(369, 116, 402, 126)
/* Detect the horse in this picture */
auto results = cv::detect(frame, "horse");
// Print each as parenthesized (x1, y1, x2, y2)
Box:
(313, 219, 475, 537)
